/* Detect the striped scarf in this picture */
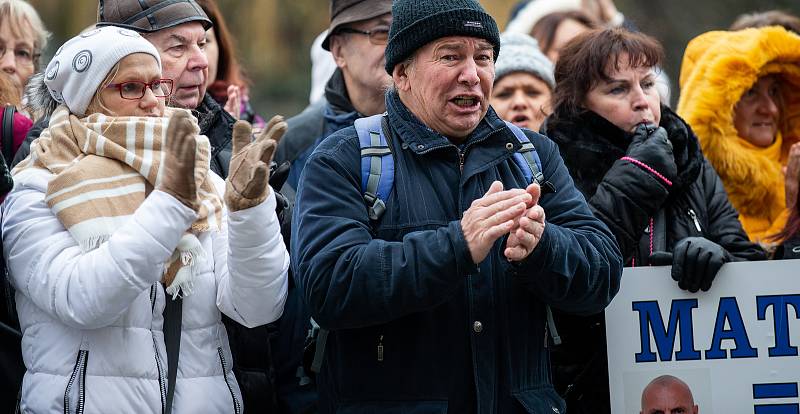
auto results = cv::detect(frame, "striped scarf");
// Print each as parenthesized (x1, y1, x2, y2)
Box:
(14, 105, 223, 297)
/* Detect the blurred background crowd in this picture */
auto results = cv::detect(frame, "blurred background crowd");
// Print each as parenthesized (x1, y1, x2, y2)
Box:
(27, 0, 799, 116)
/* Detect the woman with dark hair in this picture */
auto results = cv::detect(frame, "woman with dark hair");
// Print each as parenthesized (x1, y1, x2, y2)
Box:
(196, 0, 265, 128)
(539, 28, 765, 413)
(730, 10, 800, 34)
(530, 10, 599, 63)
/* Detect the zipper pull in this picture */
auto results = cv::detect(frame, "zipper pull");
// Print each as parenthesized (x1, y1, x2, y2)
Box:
(459, 151, 465, 172)
(687, 209, 702, 232)
(377, 335, 384, 362)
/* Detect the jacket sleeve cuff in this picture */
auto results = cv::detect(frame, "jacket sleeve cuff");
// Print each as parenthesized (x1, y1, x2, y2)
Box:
(452, 220, 479, 275)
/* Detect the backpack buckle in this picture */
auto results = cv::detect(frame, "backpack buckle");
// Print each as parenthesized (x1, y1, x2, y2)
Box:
(364, 192, 386, 221)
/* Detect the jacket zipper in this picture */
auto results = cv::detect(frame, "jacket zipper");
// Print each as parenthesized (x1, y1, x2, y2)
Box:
(150, 285, 157, 313)
(150, 285, 167, 414)
(64, 349, 88, 414)
(153, 338, 167, 413)
(217, 347, 242, 414)
(687, 209, 702, 232)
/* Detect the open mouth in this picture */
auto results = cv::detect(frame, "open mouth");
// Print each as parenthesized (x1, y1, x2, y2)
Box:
(511, 114, 529, 124)
(451, 95, 479, 108)
(753, 122, 774, 128)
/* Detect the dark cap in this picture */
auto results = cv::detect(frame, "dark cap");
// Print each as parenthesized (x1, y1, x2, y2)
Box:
(96, 0, 212, 33)
(321, 0, 393, 51)
(385, 0, 500, 74)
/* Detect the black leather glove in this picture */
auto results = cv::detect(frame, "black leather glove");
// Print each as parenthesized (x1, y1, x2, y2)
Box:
(269, 160, 290, 191)
(269, 161, 292, 246)
(625, 124, 678, 185)
(669, 237, 731, 293)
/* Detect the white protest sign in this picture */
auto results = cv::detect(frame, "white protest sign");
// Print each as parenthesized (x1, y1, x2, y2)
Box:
(606, 260, 800, 414)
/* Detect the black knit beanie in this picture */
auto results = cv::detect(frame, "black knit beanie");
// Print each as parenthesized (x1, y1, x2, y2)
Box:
(385, 0, 500, 74)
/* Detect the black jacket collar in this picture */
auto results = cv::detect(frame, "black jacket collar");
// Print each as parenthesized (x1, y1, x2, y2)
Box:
(324, 68, 358, 115)
(544, 106, 703, 197)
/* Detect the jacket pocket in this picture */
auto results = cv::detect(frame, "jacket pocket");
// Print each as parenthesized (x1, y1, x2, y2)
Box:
(63, 349, 89, 414)
(335, 400, 448, 414)
(513, 388, 566, 414)
(217, 347, 242, 414)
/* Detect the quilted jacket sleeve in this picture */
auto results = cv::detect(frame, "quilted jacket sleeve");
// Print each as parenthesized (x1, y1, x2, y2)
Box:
(699, 160, 766, 262)
(2, 171, 195, 329)
(211, 174, 289, 328)
(586, 157, 671, 262)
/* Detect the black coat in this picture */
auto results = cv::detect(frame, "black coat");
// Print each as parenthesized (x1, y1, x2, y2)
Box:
(540, 107, 765, 413)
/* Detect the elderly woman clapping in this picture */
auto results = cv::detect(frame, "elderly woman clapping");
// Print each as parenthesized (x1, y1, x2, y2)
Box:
(3, 26, 288, 413)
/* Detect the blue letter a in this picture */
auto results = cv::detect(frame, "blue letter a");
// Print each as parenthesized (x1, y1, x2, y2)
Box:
(705, 297, 758, 359)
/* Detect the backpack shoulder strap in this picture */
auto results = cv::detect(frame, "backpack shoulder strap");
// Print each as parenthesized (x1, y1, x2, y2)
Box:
(3, 105, 16, 166)
(355, 114, 394, 221)
(504, 121, 556, 193)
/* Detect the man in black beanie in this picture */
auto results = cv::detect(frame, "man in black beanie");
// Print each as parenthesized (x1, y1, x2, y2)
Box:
(291, 0, 623, 412)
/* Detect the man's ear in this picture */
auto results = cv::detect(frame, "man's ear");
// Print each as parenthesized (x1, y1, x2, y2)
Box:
(393, 60, 411, 92)
(330, 36, 347, 69)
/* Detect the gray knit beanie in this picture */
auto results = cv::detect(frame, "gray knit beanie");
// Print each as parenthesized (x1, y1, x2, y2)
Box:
(495, 32, 555, 90)
(385, 0, 500, 74)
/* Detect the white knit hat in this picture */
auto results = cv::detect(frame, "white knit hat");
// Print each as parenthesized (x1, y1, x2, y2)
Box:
(44, 26, 162, 116)
(495, 32, 555, 90)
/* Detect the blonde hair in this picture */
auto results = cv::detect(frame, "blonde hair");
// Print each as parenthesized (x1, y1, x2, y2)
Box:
(0, 0, 51, 70)
(85, 63, 122, 117)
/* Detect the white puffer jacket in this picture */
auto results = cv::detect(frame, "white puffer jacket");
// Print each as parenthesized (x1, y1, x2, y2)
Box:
(2, 168, 289, 414)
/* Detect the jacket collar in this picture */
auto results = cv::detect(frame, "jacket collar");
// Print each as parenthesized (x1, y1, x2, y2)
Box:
(544, 106, 703, 195)
(324, 68, 358, 115)
(385, 90, 513, 154)
(193, 93, 234, 148)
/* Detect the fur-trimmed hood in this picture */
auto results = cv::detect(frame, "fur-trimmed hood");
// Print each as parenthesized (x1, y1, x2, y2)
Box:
(677, 27, 800, 240)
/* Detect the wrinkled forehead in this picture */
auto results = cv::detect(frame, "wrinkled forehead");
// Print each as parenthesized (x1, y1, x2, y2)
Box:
(143, 21, 206, 47)
(428, 36, 494, 54)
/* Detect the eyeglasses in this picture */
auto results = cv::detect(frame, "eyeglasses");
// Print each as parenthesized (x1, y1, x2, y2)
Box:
(106, 79, 174, 100)
(0, 44, 38, 67)
(337, 27, 389, 45)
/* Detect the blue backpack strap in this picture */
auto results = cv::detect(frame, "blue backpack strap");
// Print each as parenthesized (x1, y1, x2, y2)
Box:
(504, 121, 545, 186)
(504, 121, 562, 348)
(355, 114, 394, 220)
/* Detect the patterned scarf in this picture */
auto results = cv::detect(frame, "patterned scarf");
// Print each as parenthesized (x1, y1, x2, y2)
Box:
(14, 105, 223, 297)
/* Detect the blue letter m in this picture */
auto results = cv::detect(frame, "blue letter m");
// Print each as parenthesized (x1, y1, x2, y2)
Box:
(632, 299, 701, 362)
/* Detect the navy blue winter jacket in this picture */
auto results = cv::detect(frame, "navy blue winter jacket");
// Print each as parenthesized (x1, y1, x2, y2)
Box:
(291, 91, 623, 414)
